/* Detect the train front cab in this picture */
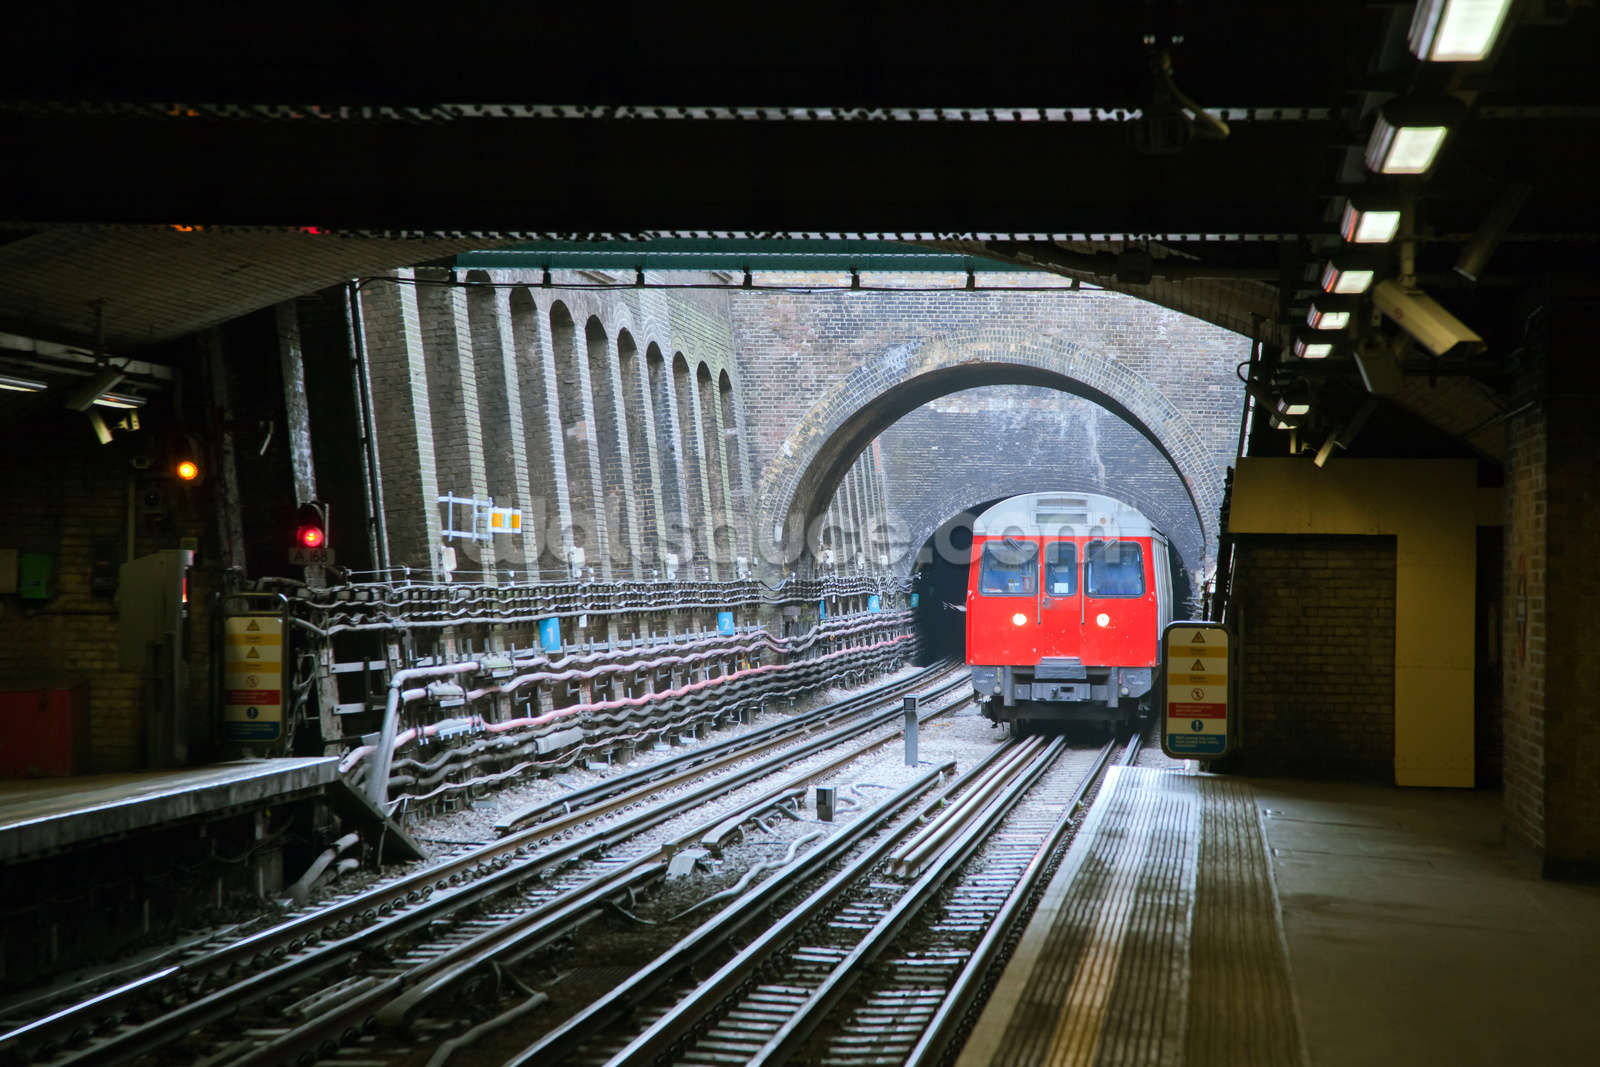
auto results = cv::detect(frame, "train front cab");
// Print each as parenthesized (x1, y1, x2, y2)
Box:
(967, 511, 1170, 734)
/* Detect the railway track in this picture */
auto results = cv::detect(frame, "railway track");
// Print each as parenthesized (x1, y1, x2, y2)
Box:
(497, 726, 1145, 1066)
(0, 662, 968, 1067)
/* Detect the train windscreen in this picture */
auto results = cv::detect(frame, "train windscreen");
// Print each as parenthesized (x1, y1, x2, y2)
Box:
(1045, 542, 1077, 595)
(978, 540, 1038, 596)
(1085, 540, 1145, 597)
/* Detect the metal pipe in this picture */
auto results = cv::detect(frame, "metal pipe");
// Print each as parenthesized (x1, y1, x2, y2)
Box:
(345, 281, 389, 573)
(367, 662, 482, 807)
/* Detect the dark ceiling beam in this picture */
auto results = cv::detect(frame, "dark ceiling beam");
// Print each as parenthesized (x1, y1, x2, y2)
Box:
(0, 115, 1340, 235)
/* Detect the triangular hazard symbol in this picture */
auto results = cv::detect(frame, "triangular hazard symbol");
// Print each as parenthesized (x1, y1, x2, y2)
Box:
(246, 620, 260, 631)
(1191, 659, 1206, 671)
(246, 647, 260, 659)
(1192, 631, 1206, 643)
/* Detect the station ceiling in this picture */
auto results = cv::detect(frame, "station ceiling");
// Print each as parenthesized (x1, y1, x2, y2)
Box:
(1, 3, 1595, 454)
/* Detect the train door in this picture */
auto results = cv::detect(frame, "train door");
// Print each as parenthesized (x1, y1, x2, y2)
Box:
(1037, 539, 1082, 659)
(1081, 537, 1150, 667)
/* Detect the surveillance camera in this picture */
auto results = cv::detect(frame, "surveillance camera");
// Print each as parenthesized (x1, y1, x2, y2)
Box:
(1372, 281, 1485, 357)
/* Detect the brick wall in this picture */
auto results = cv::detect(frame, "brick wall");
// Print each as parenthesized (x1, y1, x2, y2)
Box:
(0, 384, 222, 771)
(725, 285, 1246, 568)
(1503, 401, 1545, 849)
(1222, 535, 1397, 780)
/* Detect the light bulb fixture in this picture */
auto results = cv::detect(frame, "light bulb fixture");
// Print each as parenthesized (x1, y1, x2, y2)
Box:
(1278, 398, 1311, 418)
(1409, 0, 1513, 62)
(1320, 257, 1378, 295)
(93, 391, 147, 410)
(1339, 195, 1403, 243)
(1364, 95, 1467, 176)
(1307, 296, 1357, 332)
(1294, 338, 1335, 359)
(0, 373, 47, 392)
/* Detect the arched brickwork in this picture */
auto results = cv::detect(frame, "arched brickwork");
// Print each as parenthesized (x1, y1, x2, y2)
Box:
(756, 333, 1224, 570)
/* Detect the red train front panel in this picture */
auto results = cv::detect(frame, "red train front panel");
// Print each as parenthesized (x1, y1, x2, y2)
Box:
(966, 533, 1161, 722)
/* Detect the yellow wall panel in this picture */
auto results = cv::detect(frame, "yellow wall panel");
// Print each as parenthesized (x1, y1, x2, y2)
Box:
(1230, 458, 1479, 786)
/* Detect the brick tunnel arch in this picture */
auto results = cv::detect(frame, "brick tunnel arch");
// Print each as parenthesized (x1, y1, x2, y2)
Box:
(758, 333, 1225, 571)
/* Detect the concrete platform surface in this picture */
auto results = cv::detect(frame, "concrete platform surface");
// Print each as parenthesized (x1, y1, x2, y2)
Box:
(1260, 778, 1600, 1067)
(957, 767, 1600, 1067)
(0, 758, 339, 862)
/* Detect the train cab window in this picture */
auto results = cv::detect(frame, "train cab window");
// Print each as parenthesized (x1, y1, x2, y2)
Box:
(1044, 542, 1077, 595)
(1085, 540, 1144, 597)
(978, 539, 1038, 596)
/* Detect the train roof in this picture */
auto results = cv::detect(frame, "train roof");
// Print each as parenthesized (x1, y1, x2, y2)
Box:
(971, 492, 1162, 540)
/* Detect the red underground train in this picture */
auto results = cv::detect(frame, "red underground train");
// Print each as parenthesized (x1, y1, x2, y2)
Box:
(966, 492, 1172, 733)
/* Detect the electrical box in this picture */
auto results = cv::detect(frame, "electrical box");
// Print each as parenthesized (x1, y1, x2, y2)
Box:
(118, 549, 193, 670)
(18, 552, 53, 600)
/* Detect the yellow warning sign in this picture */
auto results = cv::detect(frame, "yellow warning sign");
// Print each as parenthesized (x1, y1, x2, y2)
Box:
(1163, 622, 1230, 760)
(223, 612, 285, 743)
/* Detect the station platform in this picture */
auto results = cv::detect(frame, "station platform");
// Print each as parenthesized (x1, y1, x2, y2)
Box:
(0, 758, 339, 863)
(958, 765, 1600, 1067)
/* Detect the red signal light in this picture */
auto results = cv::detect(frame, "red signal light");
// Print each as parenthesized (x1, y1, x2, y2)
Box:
(293, 501, 329, 554)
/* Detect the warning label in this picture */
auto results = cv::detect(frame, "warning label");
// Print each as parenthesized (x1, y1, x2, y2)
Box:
(1168, 701, 1226, 718)
(223, 613, 284, 743)
(226, 689, 281, 705)
(1163, 623, 1230, 760)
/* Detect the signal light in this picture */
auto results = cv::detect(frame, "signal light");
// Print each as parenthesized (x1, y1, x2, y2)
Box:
(176, 459, 200, 481)
(294, 502, 328, 551)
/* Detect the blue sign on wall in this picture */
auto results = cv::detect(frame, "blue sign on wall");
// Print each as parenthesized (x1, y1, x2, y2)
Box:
(538, 617, 562, 652)
(868, 595, 881, 613)
(910, 593, 920, 607)
(717, 610, 734, 634)
(819, 600, 827, 619)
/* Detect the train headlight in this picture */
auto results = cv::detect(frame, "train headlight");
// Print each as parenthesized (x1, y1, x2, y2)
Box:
(1011, 612, 1028, 626)
(1096, 612, 1111, 628)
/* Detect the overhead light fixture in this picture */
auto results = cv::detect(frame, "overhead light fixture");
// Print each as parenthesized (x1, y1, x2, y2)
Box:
(1307, 296, 1357, 331)
(1372, 280, 1485, 356)
(87, 410, 114, 445)
(1339, 195, 1403, 243)
(0, 373, 47, 392)
(1364, 96, 1467, 176)
(94, 391, 147, 410)
(1278, 397, 1310, 418)
(1294, 337, 1335, 359)
(64, 366, 125, 411)
(1409, 0, 1513, 62)
(1320, 255, 1379, 295)
(1455, 180, 1533, 282)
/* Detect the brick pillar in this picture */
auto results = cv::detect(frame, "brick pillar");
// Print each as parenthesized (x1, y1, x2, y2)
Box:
(512, 292, 570, 576)
(416, 270, 492, 580)
(359, 270, 442, 577)
(464, 280, 535, 574)
(1511, 279, 1600, 876)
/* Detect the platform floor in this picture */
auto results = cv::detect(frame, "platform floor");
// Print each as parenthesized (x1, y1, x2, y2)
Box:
(958, 766, 1600, 1067)
(0, 758, 339, 862)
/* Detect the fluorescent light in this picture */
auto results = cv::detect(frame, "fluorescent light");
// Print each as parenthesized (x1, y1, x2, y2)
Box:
(1321, 262, 1375, 294)
(1295, 340, 1334, 359)
(1281, 401, 1310, 417)
(1364, 96, 1466, 176)
(1410, 0, 1513, 62)
(0, 373, 47, 392)
(93, 392, 147, 410)
(1307, 298, 1354, 331)
(1340, 202, 1402, 243)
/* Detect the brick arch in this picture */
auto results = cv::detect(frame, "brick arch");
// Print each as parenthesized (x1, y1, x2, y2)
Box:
(757, 333, 1224, 568)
